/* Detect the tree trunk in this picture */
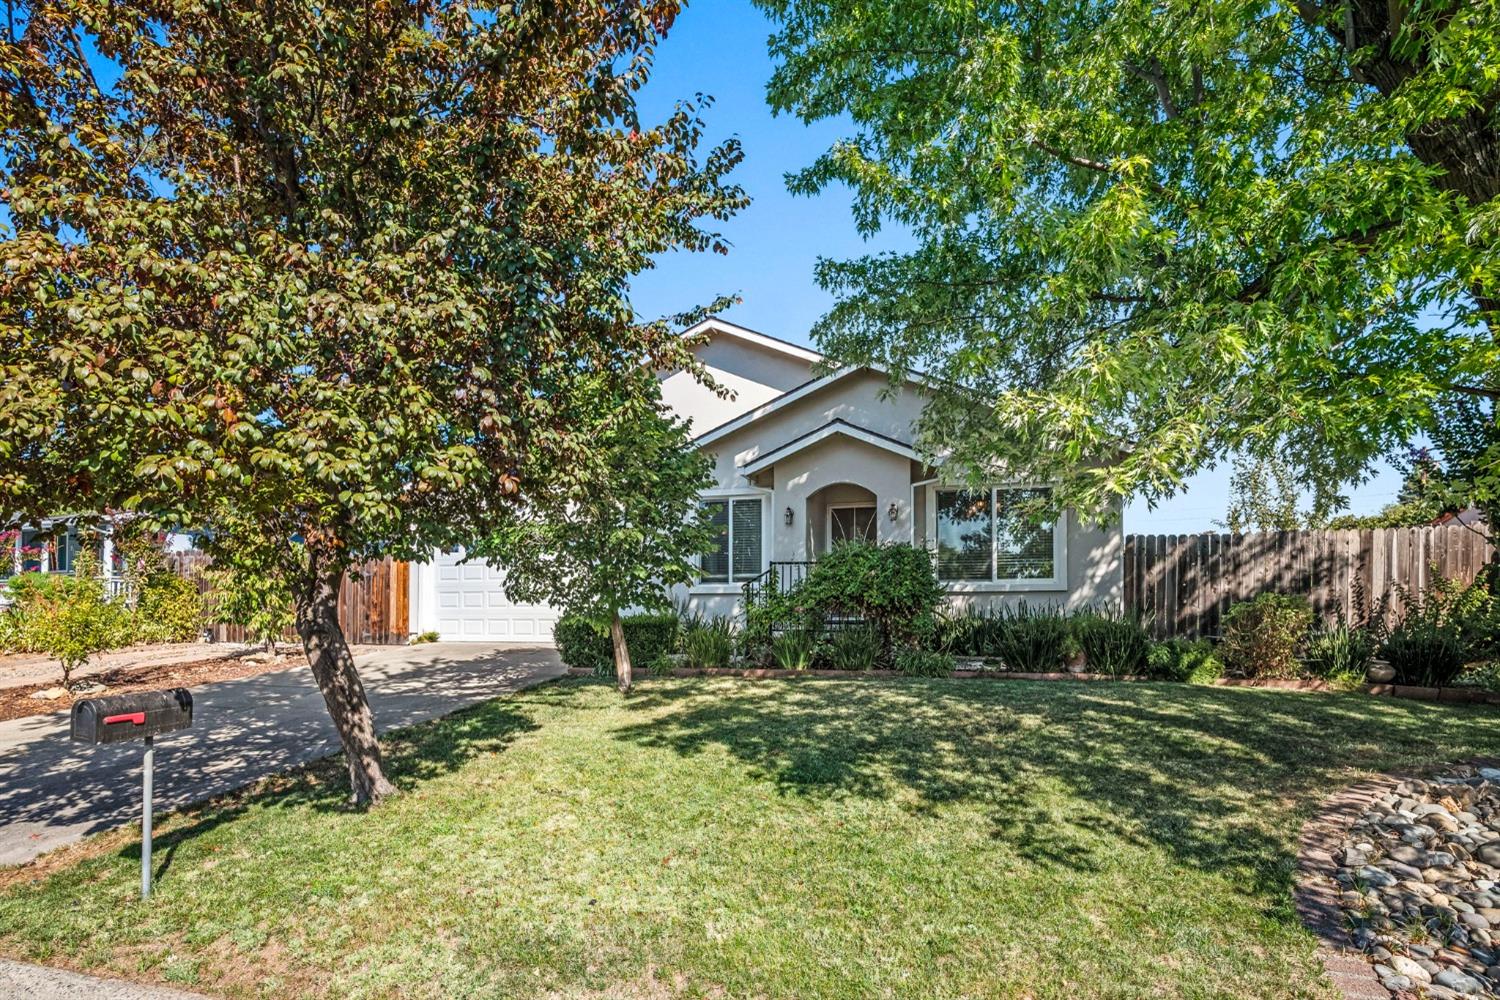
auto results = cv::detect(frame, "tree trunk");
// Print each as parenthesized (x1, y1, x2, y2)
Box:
(295, 559, 397, 805)
(609, 610, 632, 694)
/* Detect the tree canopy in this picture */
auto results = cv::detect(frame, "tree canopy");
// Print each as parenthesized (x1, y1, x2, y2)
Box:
(1, 0, 743, 801)
(477, 374, 713, 692)
(755, 0, 1499, 518)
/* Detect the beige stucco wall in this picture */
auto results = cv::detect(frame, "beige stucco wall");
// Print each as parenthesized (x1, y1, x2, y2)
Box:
(657, 329, 817, 435)
(672, 363, 1126, 621)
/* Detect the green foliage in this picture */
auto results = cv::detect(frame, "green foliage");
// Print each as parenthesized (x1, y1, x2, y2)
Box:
(1223, 455, 1319, 532)
(206, 562, 295, 651)
(0, 0, 744, 793)
(410, 631, 440, 645)
(1377, 576, 1495, 686)
(681, 616, 735, 669)
(555, 615, 610, 674)
(1145, 639, 1222, 683)
(1220, 594, 1315, 679)
(3, 556, 130, 687)
(793, 543, 943, 651)
(477, 388, 714, 684)
(987, 604, 1072, 672)
(1303, 618, 1378, 679)
(1069, 608, 1150, 677)
(825, 626, 881, 671)
(756, 0, 1500, 518)
(131, 573, 205, 644)
(555, 613, 680, 676)
(894, 648, 955, 677)
(1380, 624, 1468, 688)
(770, 630, 817, 671)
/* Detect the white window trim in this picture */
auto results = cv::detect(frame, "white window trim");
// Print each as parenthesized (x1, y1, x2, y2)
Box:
(693, 489, 771, 593)
(924, 483, 1068, 592)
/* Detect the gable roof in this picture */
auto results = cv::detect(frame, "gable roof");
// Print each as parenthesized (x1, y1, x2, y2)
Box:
(737, 419, 921, 476)
(680, 316, 824, 365)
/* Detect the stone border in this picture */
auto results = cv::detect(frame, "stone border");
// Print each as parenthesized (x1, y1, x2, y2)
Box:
(565, 666, 1147, 682)
(1294, 777, 1398, 1000)
(1294, 759, 1500, 1000)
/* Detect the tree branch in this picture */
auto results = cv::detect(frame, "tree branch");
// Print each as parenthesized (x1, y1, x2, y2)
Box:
(1124, 58, 1179, 119)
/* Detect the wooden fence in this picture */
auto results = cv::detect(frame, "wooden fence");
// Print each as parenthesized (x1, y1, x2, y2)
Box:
(1125, 525, 1494, 639)
(169, 553, 411, 645)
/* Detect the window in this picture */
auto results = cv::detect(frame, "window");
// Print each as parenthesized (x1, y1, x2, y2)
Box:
(699, 497, 763, 583)
(829, 505, 876, 545)
(934, 486, 1058, 583)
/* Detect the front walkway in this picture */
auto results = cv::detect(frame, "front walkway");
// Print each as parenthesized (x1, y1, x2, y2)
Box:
(0, 643, 564, 866)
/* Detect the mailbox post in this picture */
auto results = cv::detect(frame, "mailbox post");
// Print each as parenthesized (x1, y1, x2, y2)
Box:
(71, 689, 193, 900)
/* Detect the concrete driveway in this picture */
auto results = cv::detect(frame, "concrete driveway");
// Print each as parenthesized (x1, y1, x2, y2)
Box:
(0, 643, 564, 867)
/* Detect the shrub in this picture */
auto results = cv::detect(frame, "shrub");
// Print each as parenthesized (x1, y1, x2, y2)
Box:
(934, 607, 1009, 658)
(1070, 607, 1149, 677)
(895, 647, 955, 677)
(132, 573, 205, 643)
(1219, 593, 1314, 679)
(555, 612, 680, 675)
(1380, 621, 1468, 687)
(681, 616, 734, 669)
(793, 543, 943, 651)
(1302, 617, 1377, 679)
(825, 625, 881, 671)
(5, 558, 131, 688)
(554, 614, 609, 672)
(409, 630, 440, 644)
(770, 629, 816, 670)
(207, 563, 294, 651)
(988, 603, 1070, 672)
(1145, 638, 1221, 682)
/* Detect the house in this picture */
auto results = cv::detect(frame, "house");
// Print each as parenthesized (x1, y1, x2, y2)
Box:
(406, 318, 1124, 641)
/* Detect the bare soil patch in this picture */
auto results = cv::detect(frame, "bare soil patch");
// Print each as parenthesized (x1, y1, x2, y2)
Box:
(0, 648, 300, 723)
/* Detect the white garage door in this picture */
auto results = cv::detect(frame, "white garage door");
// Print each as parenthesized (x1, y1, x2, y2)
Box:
(433, 549, 560, 643)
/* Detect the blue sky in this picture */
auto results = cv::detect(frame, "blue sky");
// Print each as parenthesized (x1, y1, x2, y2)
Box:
(629, 1, 1404, 532)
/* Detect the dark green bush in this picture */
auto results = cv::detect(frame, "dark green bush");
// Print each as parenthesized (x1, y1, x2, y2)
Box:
(1380, 621, 1468, 687)
(681, 615, 734, 668)
(793, 543, 943, 651)
(934, 608, 1009, 657)
(987, 603, 1070, 672)
(894, 647, 955, 677)
(555, 612, 679, 674)
(1145, 638, 1221, 682)
(1220, 593, 1314, 679)
(1070, 608, 1149, 677)
(825, 625, 881, 671)
(1302, 618, 1377, 678)
(770, 629, 816, 670)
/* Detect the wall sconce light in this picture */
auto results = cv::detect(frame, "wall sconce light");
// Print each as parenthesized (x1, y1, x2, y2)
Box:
(887, 501, 900, 522)
(784, 507, 794, 526)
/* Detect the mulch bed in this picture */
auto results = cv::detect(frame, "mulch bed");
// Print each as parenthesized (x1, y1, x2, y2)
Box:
(0, 652, 301, 723)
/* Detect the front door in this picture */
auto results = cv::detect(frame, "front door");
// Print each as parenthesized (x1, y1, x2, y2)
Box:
(829, 504, 877, 546)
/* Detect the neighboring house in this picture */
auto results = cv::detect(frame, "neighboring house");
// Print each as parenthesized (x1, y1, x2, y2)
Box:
(0, 516, 195, 605)
(407, 318, 1124, 641)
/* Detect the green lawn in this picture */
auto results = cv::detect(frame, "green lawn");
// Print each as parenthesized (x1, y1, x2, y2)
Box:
(4, 677, 1500, 999)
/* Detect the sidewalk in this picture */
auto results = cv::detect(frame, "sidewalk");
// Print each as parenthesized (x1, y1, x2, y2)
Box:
(0, 959, 206, 999)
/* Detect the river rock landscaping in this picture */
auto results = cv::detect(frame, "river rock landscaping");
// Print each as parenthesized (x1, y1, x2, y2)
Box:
(1338, 765, 1500, 997)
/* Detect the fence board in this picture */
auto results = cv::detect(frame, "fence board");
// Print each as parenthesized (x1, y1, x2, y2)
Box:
(169, 554, 411, 646)
(1125, 524, 1493, 639)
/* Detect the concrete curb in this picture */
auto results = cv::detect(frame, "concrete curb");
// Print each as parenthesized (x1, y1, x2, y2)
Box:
(0, 958, 206, 999)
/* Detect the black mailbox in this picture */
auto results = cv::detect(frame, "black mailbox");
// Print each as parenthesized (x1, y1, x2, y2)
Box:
(71, 689, 193, 745)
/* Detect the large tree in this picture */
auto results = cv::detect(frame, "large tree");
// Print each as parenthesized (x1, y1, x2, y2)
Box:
(0, 0, 743, 803)
(755, 0, 1499, 516)
(477, 375, 713, 694)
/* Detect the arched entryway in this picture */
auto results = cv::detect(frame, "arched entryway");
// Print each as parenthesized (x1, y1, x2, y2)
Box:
(806, 482, 877, 557)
